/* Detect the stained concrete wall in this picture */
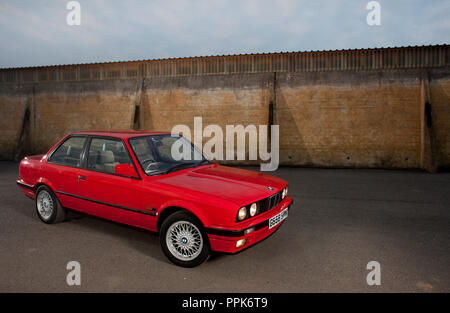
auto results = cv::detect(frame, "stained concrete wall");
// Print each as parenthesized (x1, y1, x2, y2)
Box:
(430, 74, 450, 169)
(0, 67, 449, 170)
(140, 73, 272, 164)
(0, 85, 29, 160)
(0, 80, 137, 159)
(141, 73, 271, 131)
(31, 80, 137, 154)
(277, 69, 424, 168)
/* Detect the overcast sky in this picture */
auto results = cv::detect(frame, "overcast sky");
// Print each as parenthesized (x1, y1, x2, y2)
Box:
(0, 0, 448, 68)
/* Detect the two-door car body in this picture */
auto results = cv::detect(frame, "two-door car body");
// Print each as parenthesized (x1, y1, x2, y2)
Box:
(17, 131, 293, 267)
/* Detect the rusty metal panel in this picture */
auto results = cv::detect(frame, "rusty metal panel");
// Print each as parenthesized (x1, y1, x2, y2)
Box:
(37, 70, 48, 82)
(79, 65, 91, 80)
(0, 45, 448, 83)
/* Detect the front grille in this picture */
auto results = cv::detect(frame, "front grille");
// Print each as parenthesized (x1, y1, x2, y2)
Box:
(257, 191, 283, 214)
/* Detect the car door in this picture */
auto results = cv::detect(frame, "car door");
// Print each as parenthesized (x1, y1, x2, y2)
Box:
(45, 135, 88, 210)
(76, 136, 144, 227)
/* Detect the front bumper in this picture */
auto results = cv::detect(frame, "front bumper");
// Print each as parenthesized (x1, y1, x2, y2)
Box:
(206, 197, 293, 253)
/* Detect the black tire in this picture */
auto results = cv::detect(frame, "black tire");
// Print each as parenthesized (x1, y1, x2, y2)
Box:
(160, 211, 210, 267)
(35, 185, 67, 224)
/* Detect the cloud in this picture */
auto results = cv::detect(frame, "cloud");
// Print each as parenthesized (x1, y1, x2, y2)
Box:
(0, 0, 448, 67)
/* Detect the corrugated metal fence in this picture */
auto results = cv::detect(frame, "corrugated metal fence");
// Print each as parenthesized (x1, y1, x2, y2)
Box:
(0, 45, 448, 84)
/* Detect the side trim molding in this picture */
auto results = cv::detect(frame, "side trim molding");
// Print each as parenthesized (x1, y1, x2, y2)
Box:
(16, 180, 34, 190)
(55, 190, 157, 216)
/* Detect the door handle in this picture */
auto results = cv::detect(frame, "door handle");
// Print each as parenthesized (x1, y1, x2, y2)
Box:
(77, 175, 86, 183)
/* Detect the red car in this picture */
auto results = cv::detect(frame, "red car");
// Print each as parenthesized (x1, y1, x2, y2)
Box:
(16, 131, 292, 267)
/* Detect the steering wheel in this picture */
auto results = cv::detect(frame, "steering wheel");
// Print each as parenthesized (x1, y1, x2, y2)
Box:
(140, 158, 155, 166)
(144, 161, 166, 173)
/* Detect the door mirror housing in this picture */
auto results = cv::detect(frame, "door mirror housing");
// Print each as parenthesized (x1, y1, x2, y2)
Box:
(115, 164, 138, 178)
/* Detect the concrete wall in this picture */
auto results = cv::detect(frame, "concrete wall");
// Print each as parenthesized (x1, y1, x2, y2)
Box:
(430, 73, 450, 169)
(31, 80, 137, 154)
(142, 73, 271, 131)
(141, 73, 272, 164)
(0, 66, 449, 171)
(0, 80, 137, 159)
(277, 69, 423, 168)
(0, 85, 29, 160)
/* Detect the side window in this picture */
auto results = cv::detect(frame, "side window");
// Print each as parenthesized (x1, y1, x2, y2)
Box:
(49, 137, 86, 167)
(87, 138, 132, 174)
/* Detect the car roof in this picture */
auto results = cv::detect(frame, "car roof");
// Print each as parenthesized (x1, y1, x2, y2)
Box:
(71, 130, 171, 139)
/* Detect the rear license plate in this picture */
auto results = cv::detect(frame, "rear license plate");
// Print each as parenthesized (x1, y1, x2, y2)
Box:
(269, 207, 288, 229)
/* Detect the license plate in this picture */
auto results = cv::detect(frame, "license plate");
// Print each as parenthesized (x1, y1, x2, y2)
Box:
(269, 207, 288, 229)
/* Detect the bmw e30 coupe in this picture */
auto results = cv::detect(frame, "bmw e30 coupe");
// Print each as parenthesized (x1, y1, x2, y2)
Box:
(16, 131, 292, 267)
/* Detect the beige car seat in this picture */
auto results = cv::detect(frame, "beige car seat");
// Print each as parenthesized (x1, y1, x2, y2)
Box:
(98, 150, 119, 173)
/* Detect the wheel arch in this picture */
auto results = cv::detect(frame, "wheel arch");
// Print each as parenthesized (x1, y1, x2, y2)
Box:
(34, 182, 48, 192)
(34, 178, 56, 193)
(157, 205, 207, 233)
(34, 180, 60, 203)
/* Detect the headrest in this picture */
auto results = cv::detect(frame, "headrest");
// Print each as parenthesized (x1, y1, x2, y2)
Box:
(100, 150, 114, 163)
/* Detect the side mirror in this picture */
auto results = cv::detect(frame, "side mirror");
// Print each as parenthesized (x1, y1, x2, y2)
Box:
(115, 164, 138, 178)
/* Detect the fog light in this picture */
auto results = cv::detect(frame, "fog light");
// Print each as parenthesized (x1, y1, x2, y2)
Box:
(236, 238, 247, 248)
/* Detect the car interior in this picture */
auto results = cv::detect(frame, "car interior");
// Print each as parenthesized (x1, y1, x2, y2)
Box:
(49, 137, 85, 167)
(87, 139, 131, 174)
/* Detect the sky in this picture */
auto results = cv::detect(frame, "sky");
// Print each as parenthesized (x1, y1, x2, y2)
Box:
(0, 0, 448, 68)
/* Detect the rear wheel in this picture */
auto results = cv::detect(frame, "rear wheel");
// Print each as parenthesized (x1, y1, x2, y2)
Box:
(160, 211, 210, 267)
(35, 185, 66, 224)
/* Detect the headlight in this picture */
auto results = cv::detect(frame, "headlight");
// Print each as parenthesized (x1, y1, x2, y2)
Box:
(249, 203, 257, 216)
(237, 207, 247, 221)
(282, 186, 288, 198)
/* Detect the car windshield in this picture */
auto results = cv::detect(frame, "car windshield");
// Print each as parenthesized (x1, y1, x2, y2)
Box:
(129, 134, 210, 176)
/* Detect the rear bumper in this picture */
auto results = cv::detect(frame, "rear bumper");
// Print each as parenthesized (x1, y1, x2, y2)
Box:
(16, 179, 35, 199)
(206, 197, 293, 253)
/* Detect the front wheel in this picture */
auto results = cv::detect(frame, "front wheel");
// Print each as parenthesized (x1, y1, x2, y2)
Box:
(160, 211, 210, 267)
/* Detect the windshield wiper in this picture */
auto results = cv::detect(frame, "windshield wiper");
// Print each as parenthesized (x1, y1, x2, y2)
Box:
(197, 159, 210, 166)
(165, 162, 197, 174)
(165, 159, 211, 174)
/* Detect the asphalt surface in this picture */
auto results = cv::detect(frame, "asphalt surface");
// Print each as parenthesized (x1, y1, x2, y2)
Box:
(0, 161, 449, 292)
